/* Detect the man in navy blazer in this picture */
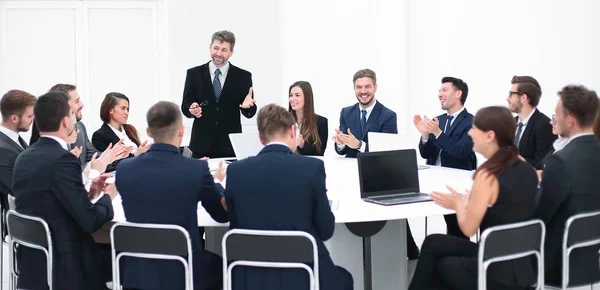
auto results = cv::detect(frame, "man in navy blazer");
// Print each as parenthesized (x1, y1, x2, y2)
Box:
(414, 77, 476, 239)
(116, 101, 228, 290)
(225, 104, 353, 290)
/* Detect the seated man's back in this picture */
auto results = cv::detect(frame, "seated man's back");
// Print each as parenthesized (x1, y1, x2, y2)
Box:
(116, 143, 228, 290)
(226, 105, 353, 290)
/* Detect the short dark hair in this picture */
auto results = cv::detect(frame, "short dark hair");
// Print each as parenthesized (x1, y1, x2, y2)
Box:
(34, 91, 70, 132)
(441, 77, 469, 105)
(146, 101, 182, 142)
(511, 76, 542, 107)
(558, 85, 599, 128)
(49, 83, 76, 96)
(353, 69, 377, 85)
(211, 30, 236, 50)
(257, 104, 295, 142)
(1, 90, 36, 121)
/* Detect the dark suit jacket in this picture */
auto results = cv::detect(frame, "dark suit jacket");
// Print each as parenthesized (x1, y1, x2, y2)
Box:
(296, 114, 328, 156)
(418, 109, 477, 170)
(116, 144, 228, 290)
(0, 131, 26, 239)
(516, 109, 556, 170)
(225, 144, 352, 290)
(335, 101, 397, 158)
(181, 62, 257, 158)
(92, 123, 139, 169)
(74, 121, 99, 166)
(535, 134, 600, 286)
(12, 137, 114, 290)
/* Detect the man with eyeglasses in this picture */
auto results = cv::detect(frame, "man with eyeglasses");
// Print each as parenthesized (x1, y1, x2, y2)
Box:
(506, 75, 556, 169)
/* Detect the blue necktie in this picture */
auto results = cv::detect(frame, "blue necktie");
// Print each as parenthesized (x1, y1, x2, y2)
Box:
(445, 115, 454, 133)
(360, 109, 367, 136)
(213, 68, 222, 101)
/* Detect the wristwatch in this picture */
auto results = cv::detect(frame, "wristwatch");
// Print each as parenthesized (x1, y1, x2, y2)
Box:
(357, 140, 363, 150)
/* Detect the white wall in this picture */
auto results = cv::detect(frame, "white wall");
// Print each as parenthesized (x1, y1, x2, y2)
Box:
(1, 0, 599, 151)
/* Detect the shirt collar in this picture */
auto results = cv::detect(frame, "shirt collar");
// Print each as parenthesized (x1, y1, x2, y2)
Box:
(448, 106, 465, 119)
(563, 132, 595, 148)
(0, 124, 20, 145)
(519, 107, 537, 125)
(40, 135, 69, 151)
(266, 141, 289, 147)
(108, 123, 125, 137)
(359, 99, 377, 115)
(209, 61, 230, 77)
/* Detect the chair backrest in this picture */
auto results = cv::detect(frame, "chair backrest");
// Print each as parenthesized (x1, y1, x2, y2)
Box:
(110, 222, 193, 290)
(222, 229, 319, 290)
(6, 209, 53, 288)
(478, 219, 545, 290)
(8, 194, 16, 210)
(561, 210, 600, 288)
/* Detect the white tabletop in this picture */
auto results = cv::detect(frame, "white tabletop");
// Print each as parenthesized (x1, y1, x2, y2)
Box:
(111, 156, 473, 225)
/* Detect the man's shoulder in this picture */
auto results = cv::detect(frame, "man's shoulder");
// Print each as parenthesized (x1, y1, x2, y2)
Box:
(340, 103, 358, 114)
(376, 101, 396, 117)
(229, 63, 251, 76)
(187, 62, 209, 74)
(532, 109, 551, 125)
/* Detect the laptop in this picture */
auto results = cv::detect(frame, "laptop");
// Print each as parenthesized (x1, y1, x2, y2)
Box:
(229, 132, 265, 161)
(358, 149, 432, 206)
(367, 132, 430, 170)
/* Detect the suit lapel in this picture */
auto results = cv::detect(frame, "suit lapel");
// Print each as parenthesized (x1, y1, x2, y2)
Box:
(518, 109, 539, 150)
(361, 103, 382, 140)
(446, 109, 468, 136)
(219, 64, 235, 101)
(348, 104, 361, 137)
(0, 131, 24, 153)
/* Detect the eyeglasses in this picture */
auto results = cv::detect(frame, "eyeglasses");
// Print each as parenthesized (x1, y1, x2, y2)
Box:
(508, 91, 524, 97)
(551, 114, 556, 122)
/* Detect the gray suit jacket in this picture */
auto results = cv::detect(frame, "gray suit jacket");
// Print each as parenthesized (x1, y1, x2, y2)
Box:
(0, 131, 25, 195)
(73, 121, 99, 167)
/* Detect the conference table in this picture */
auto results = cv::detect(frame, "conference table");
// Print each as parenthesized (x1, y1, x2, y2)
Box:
(109, 155, 473, 290)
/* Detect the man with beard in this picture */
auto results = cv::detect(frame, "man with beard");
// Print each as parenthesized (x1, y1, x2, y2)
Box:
(333, 69, 420, 259)
(506, 75, 555, 169)
(181, 30, 257, 159)
(333, 69, 397, 158)
(0, 89, 36, 239)
(413, 76, 476, 240)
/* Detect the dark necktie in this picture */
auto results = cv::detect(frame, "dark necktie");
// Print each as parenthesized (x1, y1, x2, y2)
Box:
(514, 122, 524, 146)
(445, 115, 454, 133)
(360, 109, 367, 136)
(18, 135, 28, 149)
(214, 68, 222, 102)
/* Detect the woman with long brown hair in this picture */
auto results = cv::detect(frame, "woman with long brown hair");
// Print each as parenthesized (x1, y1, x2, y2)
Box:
(92, 92, 150, 163)
(409, 106, 538, 290)
(288, 81, 328, 156)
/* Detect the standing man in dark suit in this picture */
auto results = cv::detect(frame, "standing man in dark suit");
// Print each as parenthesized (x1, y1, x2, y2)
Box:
(0, 89, 36, 239)
(12, 91, 116, 290)
(181, 30, 257, 158)
(414, 77, 476, 239)
(225, 104, 353, 290)
(48, 83, 131, 170)
(116, 101, 228, 290)
(333, 69, 398, 158)
(535, 85, 600, 286)
(507, 75, 556, 169)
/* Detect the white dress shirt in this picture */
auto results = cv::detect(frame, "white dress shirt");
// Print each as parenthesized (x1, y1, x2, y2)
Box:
(515, 108, 537, 145)
(108, 123, 139, 154)
(209, 61, 230, 86)
(337, 100, 378, 153)
(0, 125, 24, 149)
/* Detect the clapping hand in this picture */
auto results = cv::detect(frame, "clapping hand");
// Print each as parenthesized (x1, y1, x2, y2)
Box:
(189, 102, 202, 118)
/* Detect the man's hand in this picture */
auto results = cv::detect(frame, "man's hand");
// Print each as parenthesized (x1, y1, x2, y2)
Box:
(88, 173, 112, 200)
(189, 102, 202, 118)
(345, 128, 361, 149)
(239, 87, 256, 109)
(333, 129, 349, 146)
(70, 146, 82, 158)
(413, 115, 430, 139)
(103, 182, 119, 200)
(422, 116, 441, 136)
(90, 151, 113, 173)
(212, 160, 226, 182)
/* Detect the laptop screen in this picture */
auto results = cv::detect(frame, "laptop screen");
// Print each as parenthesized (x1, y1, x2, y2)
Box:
(357, 149, 420, 198)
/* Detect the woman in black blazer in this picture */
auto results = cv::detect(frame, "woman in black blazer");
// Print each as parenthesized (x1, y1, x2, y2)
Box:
(288, 81, 328, 156)
(92, 93, 150, 166)
(409, 106, 539, 290)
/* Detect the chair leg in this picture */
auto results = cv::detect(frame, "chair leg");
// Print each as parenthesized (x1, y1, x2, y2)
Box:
(424, 217, 428, 236)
